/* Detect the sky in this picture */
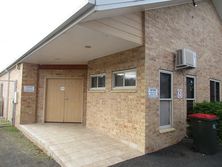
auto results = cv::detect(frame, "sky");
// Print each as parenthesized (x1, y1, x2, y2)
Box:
(0, 0, 88, 72)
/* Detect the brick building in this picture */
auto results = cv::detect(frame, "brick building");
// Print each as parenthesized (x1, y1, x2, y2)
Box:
(0, 0, 222, 154)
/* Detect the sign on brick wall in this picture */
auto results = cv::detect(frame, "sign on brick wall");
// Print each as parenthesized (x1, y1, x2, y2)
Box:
(148, 88, 158, 99)
(177, 88, 183, 99)
(23, 85, 35, 93)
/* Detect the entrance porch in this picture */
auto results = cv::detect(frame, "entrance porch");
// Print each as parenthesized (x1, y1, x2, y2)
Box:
(19, 123, 142, 167)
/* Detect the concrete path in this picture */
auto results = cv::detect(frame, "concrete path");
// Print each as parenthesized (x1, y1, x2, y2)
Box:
(19, 124, 142, 167)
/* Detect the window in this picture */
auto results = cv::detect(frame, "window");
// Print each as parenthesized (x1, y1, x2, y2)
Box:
(210, 80, 220, 102)
(113, 69, 136, 88)
(160, 71, 172, 128)
(90, 74, 106, 89)
(186, 76, 196, 114)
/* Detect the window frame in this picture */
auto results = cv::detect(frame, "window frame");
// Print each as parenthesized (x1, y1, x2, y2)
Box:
(210, 79, 221, 102)
(186, 75, 196, 114)
(112, 69, 137, 89)
(90, 73, 106, 90)
(186, 75, 196, 101)
(159, 70, 173, 129)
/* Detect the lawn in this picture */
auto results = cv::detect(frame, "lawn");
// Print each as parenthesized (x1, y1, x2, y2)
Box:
(0, 119, 60, 167)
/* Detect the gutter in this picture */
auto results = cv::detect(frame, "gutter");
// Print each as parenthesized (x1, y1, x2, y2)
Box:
(0, 1, 96, 76)
(95, 0, 202, 11)
(95, 0, 171, 10)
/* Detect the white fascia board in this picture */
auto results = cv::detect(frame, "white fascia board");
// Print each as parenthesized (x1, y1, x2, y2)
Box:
(95, 0, 172, 11)
(89, 0, 96, 4)
(95, 0, 202, 11)
(96, 0, 138, 5)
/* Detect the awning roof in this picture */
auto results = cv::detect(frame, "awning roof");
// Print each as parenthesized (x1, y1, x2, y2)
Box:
(23, 24, 140, 65)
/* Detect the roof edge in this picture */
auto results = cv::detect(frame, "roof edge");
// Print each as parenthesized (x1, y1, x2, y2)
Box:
(95, 0, 203, 11)
(0, 2, 95, 76)
(0, 0, 204, 76)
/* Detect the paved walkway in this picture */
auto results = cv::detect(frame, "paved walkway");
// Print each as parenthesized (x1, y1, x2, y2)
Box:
(19, 124, 142, 167)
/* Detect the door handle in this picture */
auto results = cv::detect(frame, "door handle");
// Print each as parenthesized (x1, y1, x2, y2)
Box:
(64, 97, 69, 100)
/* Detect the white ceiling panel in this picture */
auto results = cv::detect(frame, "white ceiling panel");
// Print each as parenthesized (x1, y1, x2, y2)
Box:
(23, 25, 140, 64)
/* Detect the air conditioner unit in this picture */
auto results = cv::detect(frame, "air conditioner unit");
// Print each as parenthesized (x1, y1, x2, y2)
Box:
(175, 49, 197, 70)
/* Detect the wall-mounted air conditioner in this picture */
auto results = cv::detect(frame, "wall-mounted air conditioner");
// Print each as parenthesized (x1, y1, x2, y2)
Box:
(175, 49, 197, 70)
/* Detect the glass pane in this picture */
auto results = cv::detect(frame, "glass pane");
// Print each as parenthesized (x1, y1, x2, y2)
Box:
(210, 81, 215, 102)
(160, 101, 171, 126)
(125, 71, 136, 86)
(114, 73, 124, 87)
(187, 100, 194, 114)
(98, 75, 105, 88)
(160, 73, 171, 98)
(186, 77, 194, 99)
(91, 77, 97, 88)
(216, 82, 220, 102)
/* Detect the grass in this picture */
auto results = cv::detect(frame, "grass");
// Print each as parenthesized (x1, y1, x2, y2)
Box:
(0, 118, 53, 161)
(0, 118, 11, 125)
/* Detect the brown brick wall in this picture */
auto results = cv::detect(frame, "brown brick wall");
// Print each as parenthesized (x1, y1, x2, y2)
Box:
(20, 63, 39, 124)
(1, 64, 88, 125)
(87, 47, 146, 152)
(37, 69, 87, 123)
(145, 0, 222, 152)
(1, 0, 221, 154)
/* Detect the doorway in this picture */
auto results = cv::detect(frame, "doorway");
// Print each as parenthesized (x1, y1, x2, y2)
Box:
(45, 78, 84, 123)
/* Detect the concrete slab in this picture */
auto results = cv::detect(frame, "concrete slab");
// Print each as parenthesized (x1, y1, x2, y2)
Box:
(19, 124, 142, 167)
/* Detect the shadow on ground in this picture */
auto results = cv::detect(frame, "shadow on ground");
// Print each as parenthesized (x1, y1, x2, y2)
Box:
(112, 139, 222, 167)
(0, 120, 60, 167)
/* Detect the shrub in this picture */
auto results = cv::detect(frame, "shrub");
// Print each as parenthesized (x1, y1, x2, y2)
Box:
(192, 101, 222, 143)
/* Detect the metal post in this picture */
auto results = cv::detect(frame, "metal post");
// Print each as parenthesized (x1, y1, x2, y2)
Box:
(12, 81, 17, 126)
(5, 72, 10, 120)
